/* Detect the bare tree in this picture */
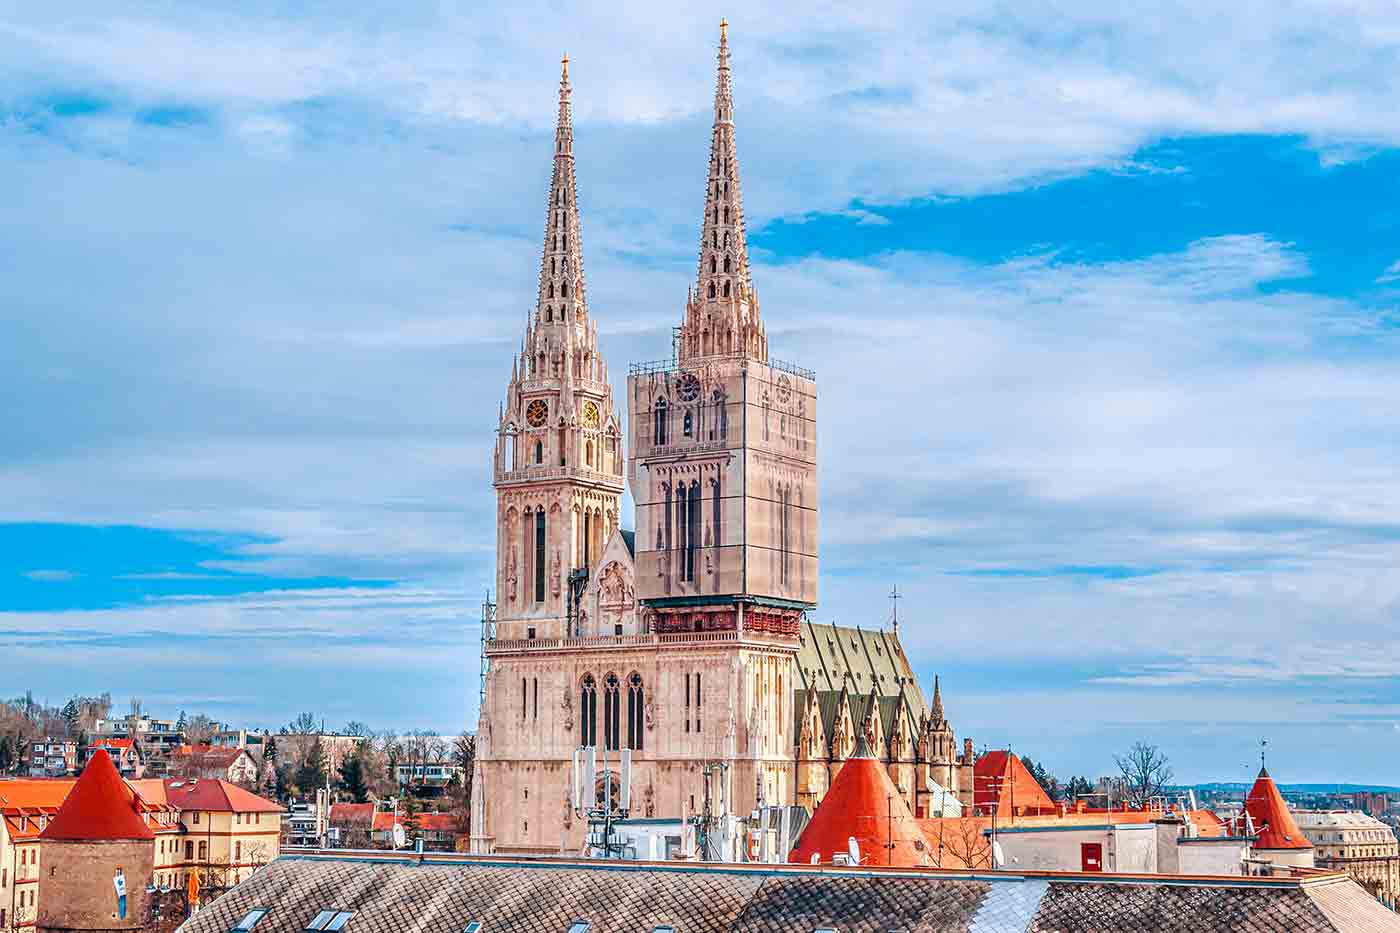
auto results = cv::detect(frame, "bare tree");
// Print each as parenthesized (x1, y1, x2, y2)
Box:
(184, 714, 218, 744)
(934, 819, 991, 869)
(451, 734, 476, 838)
(1114, 741, 1174, 808)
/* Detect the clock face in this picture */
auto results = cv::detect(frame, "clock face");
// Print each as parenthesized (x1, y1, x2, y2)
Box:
(582, 401, 600, 428)
(526, 399, 549, 427)
(775, 374, 793, 403)
(676, 371, 701, 402)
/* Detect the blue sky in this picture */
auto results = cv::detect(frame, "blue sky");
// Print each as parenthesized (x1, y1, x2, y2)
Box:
(3, 2, 1400, 784)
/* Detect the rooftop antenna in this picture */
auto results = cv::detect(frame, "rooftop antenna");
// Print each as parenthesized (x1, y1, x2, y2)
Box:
(1259, 738, 1268, 772)
(888, 584, 901, 633)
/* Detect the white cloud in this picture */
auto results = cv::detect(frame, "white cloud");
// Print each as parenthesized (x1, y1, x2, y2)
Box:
(22, 569, 77, 582)
(1378, 259, 1400, 283)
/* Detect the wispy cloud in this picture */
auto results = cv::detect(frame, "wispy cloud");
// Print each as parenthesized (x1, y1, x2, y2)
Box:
(22, 569, 77, 582)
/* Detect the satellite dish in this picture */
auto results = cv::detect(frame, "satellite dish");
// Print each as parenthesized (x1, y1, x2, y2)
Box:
(391, 824, 407, 849)
(847, 837, 860, 865)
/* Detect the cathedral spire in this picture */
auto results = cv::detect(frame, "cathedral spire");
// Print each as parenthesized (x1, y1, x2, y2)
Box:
(931, 675, 944, 723)
(680, 20, 766, 363)
(535, 53, 587, 333)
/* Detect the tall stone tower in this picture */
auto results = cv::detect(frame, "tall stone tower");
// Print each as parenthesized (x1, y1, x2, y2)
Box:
(627, 19, 818, 636)
(492, 56, 625, 641)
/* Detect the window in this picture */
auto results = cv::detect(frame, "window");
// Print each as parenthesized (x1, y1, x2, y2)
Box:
(185, 841, 194, 860)
(235, 841, 242, 861)
(306, 911, 355, 931)
(198, 841, 208, 861)
(193, 811, 201, 824)
(231, 907, 270, 930)
(627, 673, 644, 751)
(464, 925, 483, 933)
(535, 510, 547, 603)
(580, 674, 597, 747)
(535, 441, 543, 464)
(654, 398, 668, 446)
(653, 928, 676, 933)
(603, 673, 621, 751)
(533, 677, 539, 720)
(683, 411, 693, 437)
(567, 923, 592, 933)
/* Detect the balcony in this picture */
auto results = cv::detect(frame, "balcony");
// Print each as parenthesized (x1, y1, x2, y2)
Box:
(495, 464, 623, 487)
(486, 628, 795, 654)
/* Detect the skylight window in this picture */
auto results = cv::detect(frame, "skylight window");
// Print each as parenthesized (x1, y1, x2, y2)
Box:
(567, 923, 592, 933)
(229, 908, 269, 931)
(305, 910, 355, 931)
(653, 926, 676, 933)
(464, 925, 483, 933)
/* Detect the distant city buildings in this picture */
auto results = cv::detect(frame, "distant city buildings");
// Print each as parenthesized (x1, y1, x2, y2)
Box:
(1297, 810, 1400, 908)
(23, 741, 74, 779)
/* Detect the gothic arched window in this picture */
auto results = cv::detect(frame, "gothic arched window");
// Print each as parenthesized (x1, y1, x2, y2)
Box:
(545, 307, 552, 322)
(654, 398, 668, 446)
(723, 206, 729, 223)
(723, 282, 731, 297)
(687, 480, 701, 582)
(710, 256, 717, 274)
(683, 410, 693, 437)
(603, 673, 621, 751)
(580, 674, 597, 747)
(585, 439, 593, 467)
(534, 440, 543, 464)
(627, 672, 644, 750)
(708, 282, 716, 299)
(548, 282, 555, 298)
(724, 232, 730, 248)
(723, 256, 731, 273)
(562, 280, 569, 297)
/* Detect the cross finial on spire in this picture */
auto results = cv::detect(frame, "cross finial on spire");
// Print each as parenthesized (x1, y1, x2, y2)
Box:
(561, 54, 569, 81)
(888, 584, 901, 632)
(720, 18, 728, 46)
(1259, 738, 1269, 772)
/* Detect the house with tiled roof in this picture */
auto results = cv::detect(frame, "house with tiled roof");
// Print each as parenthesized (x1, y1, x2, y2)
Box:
(81, 737, 144, 779)
(0, 752, 280, 932)
(174, 850, 1400, 933)
(169, 744, 259, 784)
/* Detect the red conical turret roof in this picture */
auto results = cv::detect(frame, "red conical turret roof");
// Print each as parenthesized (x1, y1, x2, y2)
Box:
(1243, 767, 1311, 851)
(788, 745, 928, 867)
(973, 750, 1057, 817)
(41, 749, 154, 841)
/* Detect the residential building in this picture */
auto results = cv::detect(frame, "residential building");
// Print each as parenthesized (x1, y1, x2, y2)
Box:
(0, 751, 281, 932)
(24, 741, 75, 779)
(81, 738, 143, 779)
(169, 746, 259, 784)
(394, 762, 463, 790)
(174, 850, 1400, 933)
(36, 750, 169, 933)
(1296, 810, 1400, 908)
(90, 717, 182, 758)
(325, 803, 465, 852)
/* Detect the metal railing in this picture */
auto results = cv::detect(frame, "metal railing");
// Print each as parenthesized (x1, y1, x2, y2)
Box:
(487, 629, 795, 652)
(628, 356, 815, 381)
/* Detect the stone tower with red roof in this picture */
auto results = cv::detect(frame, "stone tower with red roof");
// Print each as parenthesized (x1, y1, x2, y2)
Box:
(37, 749, 155, 932)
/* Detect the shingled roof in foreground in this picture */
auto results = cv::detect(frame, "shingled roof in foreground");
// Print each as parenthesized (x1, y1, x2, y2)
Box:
(176, 851, 1400, 933)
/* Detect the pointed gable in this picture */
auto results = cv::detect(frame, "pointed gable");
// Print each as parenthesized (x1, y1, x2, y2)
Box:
(41, 749, 154, 842)
(1244, 767, 1312, 851)
(973, 750, 1056, 817)
(789, 743, 929, 867)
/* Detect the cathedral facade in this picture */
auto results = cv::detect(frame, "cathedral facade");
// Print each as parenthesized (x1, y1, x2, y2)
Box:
(471, 26, 974, 856)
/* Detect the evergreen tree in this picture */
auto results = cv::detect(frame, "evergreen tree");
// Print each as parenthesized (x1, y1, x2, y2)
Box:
(61, 699, 80, 736)
(294, 736, 328, 795)
(176, 710, 188, 732)
(337, 749, 370, 803)
(0, 734, 12, 773)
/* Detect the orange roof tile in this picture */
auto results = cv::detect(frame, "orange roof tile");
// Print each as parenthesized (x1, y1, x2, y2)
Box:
(789, 753, 930, 867)
(1242, 767, 1312, 851)
(41, 750, 153, 841)
(973, 750, 1057, 817)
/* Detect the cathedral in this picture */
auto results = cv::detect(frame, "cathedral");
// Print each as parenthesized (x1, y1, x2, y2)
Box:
(471, 24, 975, 856)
